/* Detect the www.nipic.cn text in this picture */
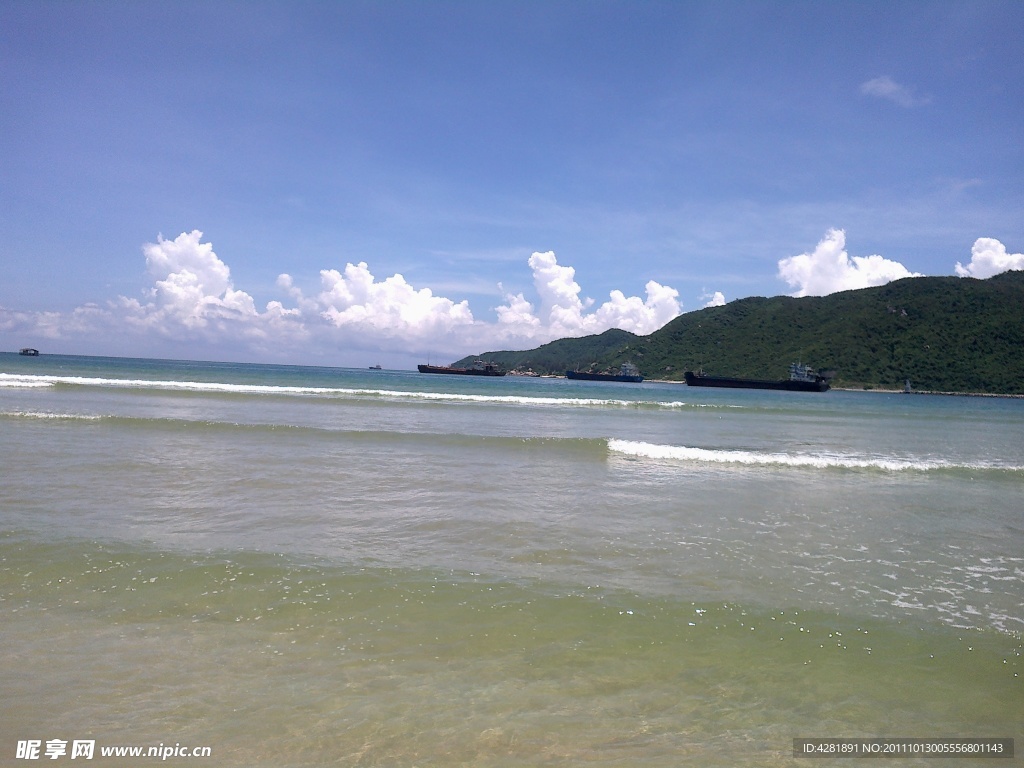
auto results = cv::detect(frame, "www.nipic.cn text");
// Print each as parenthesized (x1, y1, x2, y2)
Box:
(15, 740, 213, 761)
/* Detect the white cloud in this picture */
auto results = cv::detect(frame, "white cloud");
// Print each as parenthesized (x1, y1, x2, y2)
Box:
(860, 75, 931, 108)
(1, 233, 681, 363)
(315, 262, 474, 338)
(0, 307, 64, 339)
(111, 231, 307, 347)
(145, 230, 232, 298)
(701, 290, 726, 308)
(495, 290, 541, 331)
(777, 229, 922, 297)
(954, 238, 1024, 279)
(131, 230, 259, 329)
(490, 251, 681, 342)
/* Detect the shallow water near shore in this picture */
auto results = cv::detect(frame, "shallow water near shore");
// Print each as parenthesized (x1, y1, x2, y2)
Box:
(1, 353, 1021, 766)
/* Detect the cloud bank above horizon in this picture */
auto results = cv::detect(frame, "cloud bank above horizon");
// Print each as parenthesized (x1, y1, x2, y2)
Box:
(2, 229, 1020, 365)
(1, 231, 684, 362)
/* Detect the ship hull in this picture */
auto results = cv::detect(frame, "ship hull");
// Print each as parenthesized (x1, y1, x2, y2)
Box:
(565, 371, 643, 383)
(417, 364, 506, 376)
(684, 371, 828, 392)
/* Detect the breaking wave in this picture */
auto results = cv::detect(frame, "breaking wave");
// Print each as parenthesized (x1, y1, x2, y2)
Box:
(0, 372, 727, 411)
(608, 439, 1024, 473)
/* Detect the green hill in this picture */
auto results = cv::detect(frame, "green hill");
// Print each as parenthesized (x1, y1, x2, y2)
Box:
(455, 271, 1024, 394)
(454, 328, 640, 375)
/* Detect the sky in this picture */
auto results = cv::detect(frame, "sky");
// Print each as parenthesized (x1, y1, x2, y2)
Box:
(1, 0, 1022, 368)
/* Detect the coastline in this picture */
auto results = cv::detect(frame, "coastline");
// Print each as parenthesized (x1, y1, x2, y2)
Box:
(643, 376, 1024, 399)
(833, 386, 1024, 399)
(5, 353, 1021, 399)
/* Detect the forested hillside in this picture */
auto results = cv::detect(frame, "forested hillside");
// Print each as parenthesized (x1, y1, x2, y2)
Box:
(454, 271, 1024, 393)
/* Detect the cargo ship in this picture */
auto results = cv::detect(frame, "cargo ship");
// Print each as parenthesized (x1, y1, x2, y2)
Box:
(565, 362, 643, 383)
(417, 361, 506, 376)
(684, 362, 830, 392)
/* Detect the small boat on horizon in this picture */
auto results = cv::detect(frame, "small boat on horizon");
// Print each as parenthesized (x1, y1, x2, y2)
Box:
(684, 362, 830, 392)
(369, 364, 382, 370)
(417, 361, 506, 377)
(19, 348, 40, 356)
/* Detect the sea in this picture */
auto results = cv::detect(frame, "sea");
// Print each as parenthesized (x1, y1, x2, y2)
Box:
(1, 352, 1021, 766)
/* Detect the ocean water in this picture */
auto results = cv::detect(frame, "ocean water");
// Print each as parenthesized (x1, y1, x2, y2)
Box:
(1, 352, 1021, 766)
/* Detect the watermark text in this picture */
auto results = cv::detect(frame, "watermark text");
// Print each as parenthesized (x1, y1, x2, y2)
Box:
(16, 740, 212, 761)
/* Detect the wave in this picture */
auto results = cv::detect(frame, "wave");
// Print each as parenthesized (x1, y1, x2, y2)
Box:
(0, 375, 54, 388)
(608, 439, 1024, 473)
(10, 405, 1013, 474)
(0, 407, 611, 454)
(0, 372, 727, 411)
(5, 399, 1019, 474)
(0, 410, 104, 421)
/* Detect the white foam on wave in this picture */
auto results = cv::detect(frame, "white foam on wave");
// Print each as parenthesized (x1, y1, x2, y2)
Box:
(363, 390, 710, 410)
(0, 372, 723, 410)
(0, 374, 55, 388)
(606, 439, 1017, 472)
(1, 410, 104, 421)
(4, 373, 332, 396)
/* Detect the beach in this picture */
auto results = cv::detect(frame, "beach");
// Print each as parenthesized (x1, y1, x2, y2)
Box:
(1, 352, 1021, 766)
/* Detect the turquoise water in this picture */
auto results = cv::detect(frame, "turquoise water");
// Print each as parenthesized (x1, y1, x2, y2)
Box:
(1, 353, 1021, 766)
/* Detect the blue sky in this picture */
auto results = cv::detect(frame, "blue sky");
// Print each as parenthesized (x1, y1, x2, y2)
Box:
(2, 0, 1021, 367)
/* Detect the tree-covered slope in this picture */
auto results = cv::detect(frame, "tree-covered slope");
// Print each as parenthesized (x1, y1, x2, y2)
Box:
(453, 328, 640, 374)
(453, 272, 1024, 393)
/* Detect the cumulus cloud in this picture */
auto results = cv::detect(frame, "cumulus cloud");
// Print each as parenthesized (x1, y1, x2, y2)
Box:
(701, 290, 726, 308)
(860, 75, 931, 108)
(492, 251, 680, 342)
(139, 231, 260, 327)
(316, 262, 474, 338)
(110, 231, 306, 348)
(954, 238, 1024, 279)
(777, 229, 922, 297)
(495, 290, 541, 332)
(1, 232, 682, 362)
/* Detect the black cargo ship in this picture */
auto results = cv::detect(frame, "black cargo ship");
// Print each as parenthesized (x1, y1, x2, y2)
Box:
(417, 361, 506, 376)
(684, 363, 830, 392)
(565, 362, 643, 383)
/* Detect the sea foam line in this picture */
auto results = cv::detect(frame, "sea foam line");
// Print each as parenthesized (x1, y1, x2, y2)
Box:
(0, 374, 55, 388)
(0, 410, 104, 421)
(607, 439, 1020, 472)
(0, 373, 719, 410)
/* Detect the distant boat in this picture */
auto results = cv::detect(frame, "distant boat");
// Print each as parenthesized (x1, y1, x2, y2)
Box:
(417, 361, 506, 376)
(565, 362, 643, 383)
(369, 364, 382, 370)
(684, 362, 830, 392)
(19, 348, 40, 356)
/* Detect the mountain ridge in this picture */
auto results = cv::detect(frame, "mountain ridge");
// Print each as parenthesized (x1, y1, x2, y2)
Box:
(453, 271, 1024, 394)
